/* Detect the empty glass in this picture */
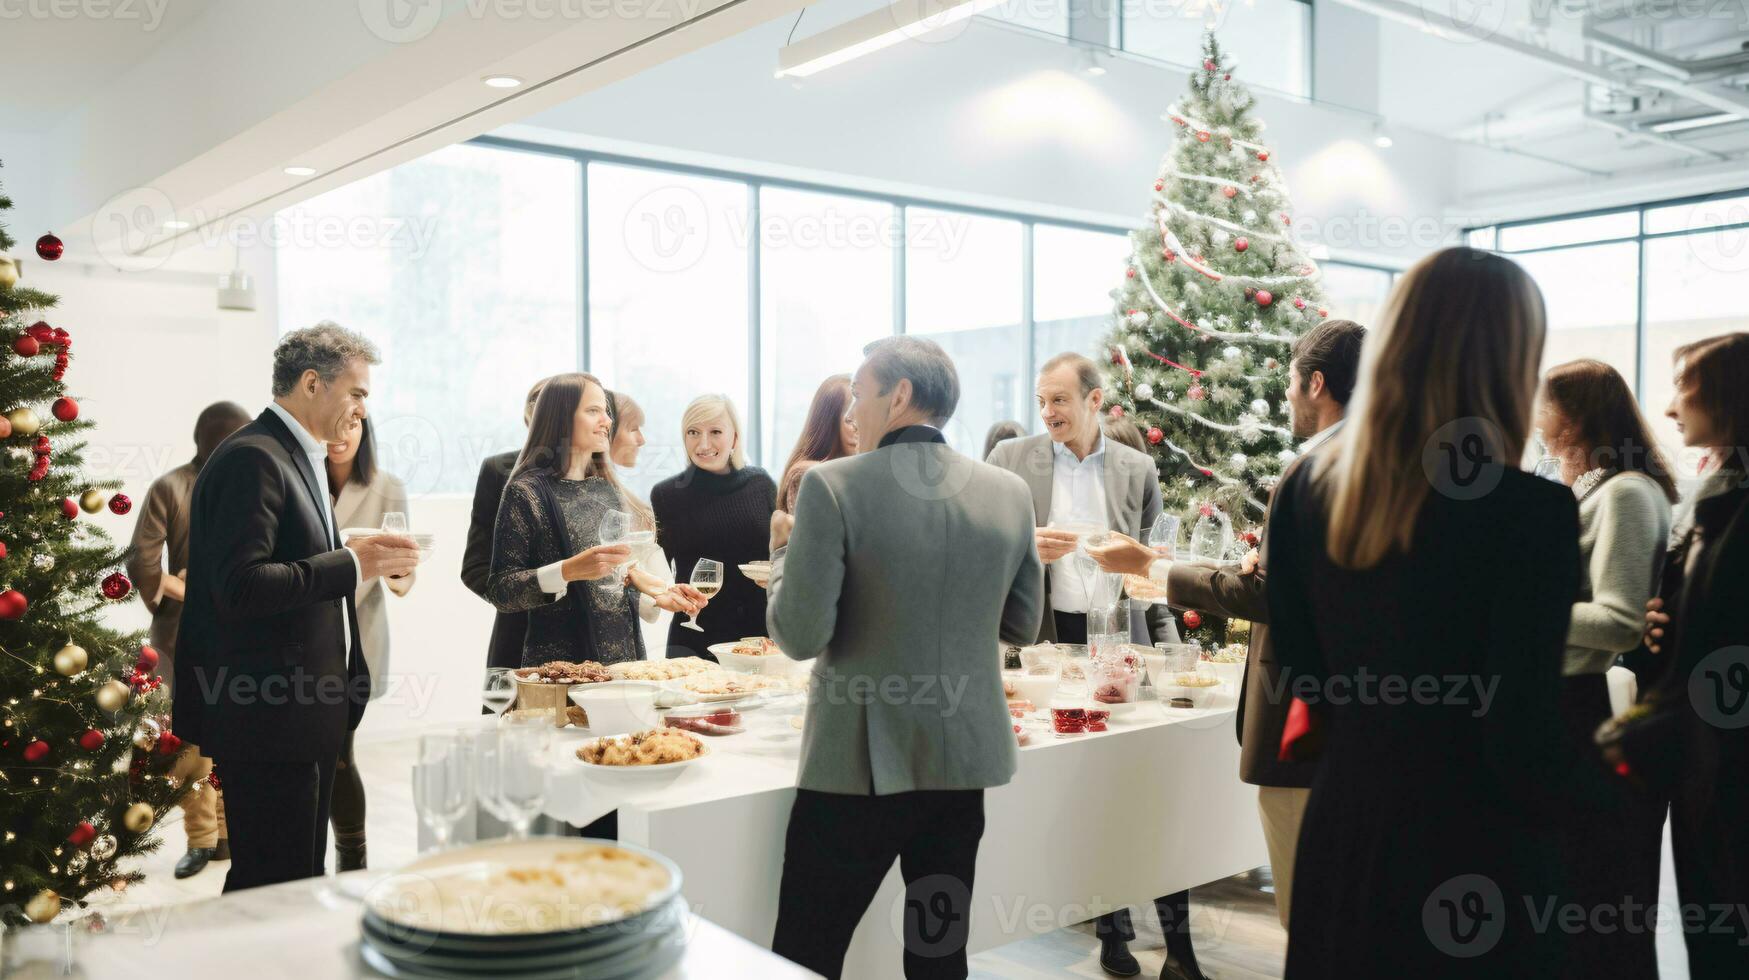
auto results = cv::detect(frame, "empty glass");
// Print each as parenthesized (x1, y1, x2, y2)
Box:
(413, 734, 474, 852)
(381, 511, 408, 535)
(1147, 514, 1181, 557)
(496, 721, 552, 839)
(681, 559, 723, 632)
(482, 667, 515, 716)
(473, 729, 511, 826)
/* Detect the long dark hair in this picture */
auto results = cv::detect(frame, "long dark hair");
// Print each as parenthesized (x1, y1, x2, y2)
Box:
(779, 375, 852, 508)
(350, 416, 378, 486)
(517, 373, 649, 526)
(1675, 332, 1749, 461)
(1540, 359, 1677, 501)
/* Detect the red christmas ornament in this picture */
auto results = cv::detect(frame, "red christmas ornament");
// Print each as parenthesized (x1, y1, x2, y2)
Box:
(61, 498, 79, 520)
(0, 542, 6, 559)
(101, 572, 133, 600)
(1250, 175, 1261, 183)
(28, 463, 48, 482)
(1146, 427, 1164, 445)
(1162, 250, 1176, 263)
(1195, 131, 1211, 143)
(1293, 297, 1306, 310)
(1234, 237, 1249, 252)
(1256, 290, 1274, 307)
(1153, 180, 1163, 191)
(1242, 530, 1260, 547)
(137, 645, 160, 671)
(23, 739, 49, 762)
(1281, 214, 1292, 226)
(78, 729, 104, 751)
(1222, 186, 1238, 199)
(35, 234, 64, 261)
(1182, 610, 1203, 631)
(155, 731, 183, 756)
(51, 397, 78, 422)
(1108, 405, 1125, 420)
(1203, 59, 1215, 72)
(108, 493, 132, 516)
(1223, 73, 1231, 81)
(1257, 150, 1270, 162)
(34, 436, 49, 456)
(13, 335, 40, 357)
(27, 322, 54, 342)
(1318, 308, 1329, 317)
(0, 589, 27, 620)
(52, 327, 68, 343)
(67, 821, 95, 848)
(1125, 267, 1136, 279)
(0, 416, 9, 439)
(1188, 384, 1206, 401)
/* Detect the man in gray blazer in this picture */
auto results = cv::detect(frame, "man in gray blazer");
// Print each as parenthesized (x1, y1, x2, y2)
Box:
(985, 351, 1185, 979)
(767, 336, 1044, 980)
(1090, 318, 1366, 937)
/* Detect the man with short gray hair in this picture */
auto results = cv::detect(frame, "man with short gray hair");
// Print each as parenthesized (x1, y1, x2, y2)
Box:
(766, 336, 1043, 978)
(177, 322, 421, 893)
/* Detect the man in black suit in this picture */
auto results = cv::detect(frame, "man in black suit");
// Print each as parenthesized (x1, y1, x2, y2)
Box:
(461, 378, 549, 691)
(177, 323, 420, 893)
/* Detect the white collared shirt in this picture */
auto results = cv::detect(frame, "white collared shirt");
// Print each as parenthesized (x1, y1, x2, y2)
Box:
(1047, 434, 1109, 615)
(266, 402, 361, 643)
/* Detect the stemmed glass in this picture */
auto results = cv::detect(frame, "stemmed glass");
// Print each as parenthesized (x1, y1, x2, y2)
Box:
(381, 511, 409, 535)
(1147, 514, 1180, 557)
(681, 559, 722, 632)
(413, 734, 474, 852)
(473, 729, 511, 831)
(482, 667, 515, 716)
(598, 509, 630, 578)
(496, 717, 552, 839)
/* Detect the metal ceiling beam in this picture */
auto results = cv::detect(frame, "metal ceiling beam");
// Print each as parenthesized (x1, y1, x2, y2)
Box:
(1583, 115, 1732, 162)
(1581, 24, 1749, 82)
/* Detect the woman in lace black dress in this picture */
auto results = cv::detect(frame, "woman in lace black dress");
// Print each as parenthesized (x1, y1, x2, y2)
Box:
(488, 373, 695, 667)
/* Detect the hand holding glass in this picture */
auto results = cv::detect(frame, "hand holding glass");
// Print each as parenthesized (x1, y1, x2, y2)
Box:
(681, 559, 722, 632)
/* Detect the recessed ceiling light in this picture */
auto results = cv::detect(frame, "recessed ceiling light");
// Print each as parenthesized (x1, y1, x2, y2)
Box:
(1078, 47, 1106, 76)
(483, 75, 523, 88)
(162, 220, 191, 231)
(284, 166, 316, 176)
(1374, 134, 1394, 148)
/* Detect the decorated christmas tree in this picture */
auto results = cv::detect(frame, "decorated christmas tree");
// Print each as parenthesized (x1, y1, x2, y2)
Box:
(0, 166, 186, 925)
(1103, 35, 1328, 561)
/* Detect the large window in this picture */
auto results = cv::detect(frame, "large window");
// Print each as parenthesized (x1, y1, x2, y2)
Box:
(588, 163, 751, 498)
(1644, 232, 1748, 470)
(1317, 263, 1394, 332)
(1513, 243, 1640, 384)
(1032, 224, 1132, 394)
(758, 188, 894, 471)
(276, 143, 580, 496)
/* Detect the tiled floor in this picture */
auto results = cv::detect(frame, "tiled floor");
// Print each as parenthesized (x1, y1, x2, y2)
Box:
(95, 730, 1691, 979)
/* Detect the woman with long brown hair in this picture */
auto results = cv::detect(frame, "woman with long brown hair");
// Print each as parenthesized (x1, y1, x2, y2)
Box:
(1532, 359, 1675, 976)
(776, 375, 856, 513)
(486, 373, 662, 666)
(1266, 247, 1582, 976)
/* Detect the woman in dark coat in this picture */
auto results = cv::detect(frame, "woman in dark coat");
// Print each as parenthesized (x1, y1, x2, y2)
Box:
(651, 394, 776, 660)
(1266, 248, 1581, 977)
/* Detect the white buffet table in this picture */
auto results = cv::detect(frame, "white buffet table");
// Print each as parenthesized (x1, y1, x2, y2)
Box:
(440, 692, 1268, 980)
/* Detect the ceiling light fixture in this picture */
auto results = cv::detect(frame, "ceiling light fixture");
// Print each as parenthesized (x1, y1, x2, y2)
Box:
(283, 165, 316, 176)
(1646, 112, 1739, 134)
(776, 0, 1008, 78)
(483, 75, 524, 88)
(1079, 47, 1106, 76)
(1373, 123, 1393, 149)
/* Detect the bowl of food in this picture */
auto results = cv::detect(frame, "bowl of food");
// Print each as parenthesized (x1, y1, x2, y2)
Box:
(574, 728, 709, 775)
(1160, 668, 1223, 708)
(737, 561, 772, 588)
(707, 637, 786, 674)
(1011, 665, 1061, 712)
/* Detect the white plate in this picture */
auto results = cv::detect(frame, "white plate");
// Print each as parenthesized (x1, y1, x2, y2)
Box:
(737, 562, 771, 581)
(573, 737, 711, 775)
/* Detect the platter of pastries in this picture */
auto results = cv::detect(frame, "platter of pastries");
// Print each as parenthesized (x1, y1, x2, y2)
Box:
(575, 729, 709, 773)
(606, 657, 718, 682)
(677, 671, 793, 700)
(514, 660, 613, 685)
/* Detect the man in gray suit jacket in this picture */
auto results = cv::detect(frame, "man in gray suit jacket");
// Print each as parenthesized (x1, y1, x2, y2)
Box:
(767, 336, 1044, 980)
(985, 351, 1187, 979)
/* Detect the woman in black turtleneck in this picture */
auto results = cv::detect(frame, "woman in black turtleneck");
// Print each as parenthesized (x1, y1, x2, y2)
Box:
(651, 395, 776, 660)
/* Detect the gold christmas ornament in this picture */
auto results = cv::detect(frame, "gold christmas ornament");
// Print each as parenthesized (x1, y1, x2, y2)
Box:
(5, 407, 40, 436)
(0, 254, 19, 290)
(24, 888, 60, 924)
(53, 643, 89, 676)
(95, 679, 129, 712)
(123, 802, 155, 833)
(80, 489, 105, 513)
(132, 716, 161, 751)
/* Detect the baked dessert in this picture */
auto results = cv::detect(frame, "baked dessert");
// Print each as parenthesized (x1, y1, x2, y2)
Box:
(682, 672, 787, 696)
(731, 636, 779, 657)
(607, 657, 717, 682)
(515, 660, 612, 684)
(368, 843, 670, 934)
(577, 729, 706, 767)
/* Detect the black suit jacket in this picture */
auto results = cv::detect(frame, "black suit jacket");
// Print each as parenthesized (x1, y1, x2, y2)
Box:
(174, 409, 367, 762)
(462, 450, 526, 671)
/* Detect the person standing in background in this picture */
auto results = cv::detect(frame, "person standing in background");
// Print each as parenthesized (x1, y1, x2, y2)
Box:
(1267, 248, 1580, 975)
(127, 400, 252, 880)
(776, 375, 855, 514)
(651, 395, 775, 660)
(1533, 358, 1675, 978)
(178, 323, 421, 892)
(324, 416, 416, 871)
(607, 390, 705, 627)
(983, 419, 1025, 462)
(462, 379, 548, 703)
(767, 336, 1043, 979)
(1090, 318, 1366, 937)
(1101, 417, 1149, 457)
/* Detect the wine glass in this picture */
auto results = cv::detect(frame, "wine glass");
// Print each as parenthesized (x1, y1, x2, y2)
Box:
(381, 511, 409, 535)
(681, 559, 722, 632)
(482, 667, 515, 716)
(413, 734, 474, 852)
(1147, 514, 1180, 558)
(496, 721, 551, 839)
(598, 509, 635, 581)
(473, 729, 511, 827)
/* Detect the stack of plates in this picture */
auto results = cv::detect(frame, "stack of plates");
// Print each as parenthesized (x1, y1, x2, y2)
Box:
(359, 838, 687, 979)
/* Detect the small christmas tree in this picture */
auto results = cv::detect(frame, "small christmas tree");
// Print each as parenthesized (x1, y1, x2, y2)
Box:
(0, 165, 186, 925)
(1103, 35, 1328, 551)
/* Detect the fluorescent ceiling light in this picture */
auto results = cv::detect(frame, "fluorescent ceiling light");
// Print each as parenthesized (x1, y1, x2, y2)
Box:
(776, 0, 1008, 78)
(483, 75, 523, 88)
(283, 165, 316, 176)
(1647, 112, 1738, 134)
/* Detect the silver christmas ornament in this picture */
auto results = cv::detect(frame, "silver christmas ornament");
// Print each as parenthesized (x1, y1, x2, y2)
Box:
(1278, 448, 1297, 462)
(1251, 398, 1269, 415)
(31, 553, 54, 571)
(1223, 346, 1241, 359)
(1231, 453, 1249, 469)
(1134, 383, 1155, 401)
(90, 835, 117, 861)
(1128, 311, 1148, 327)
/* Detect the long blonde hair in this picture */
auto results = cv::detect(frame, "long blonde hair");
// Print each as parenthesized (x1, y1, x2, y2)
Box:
(517, 372, 654, 530)
(1319, 247, 1546, 569)
(681, 394, 747, 470)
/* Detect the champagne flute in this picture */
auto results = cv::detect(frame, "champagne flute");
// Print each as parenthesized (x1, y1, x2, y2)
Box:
(482, 667, 515, 716)
(1147, 514, 1180, 558)
(381, 511, 409, 535)
(681, 559, 722, 632)
(413, 734, 473, 852)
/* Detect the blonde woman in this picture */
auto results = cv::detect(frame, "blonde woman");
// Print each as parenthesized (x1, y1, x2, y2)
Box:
(651, 394, 776, 659)
(1265, 248, 1582, 976)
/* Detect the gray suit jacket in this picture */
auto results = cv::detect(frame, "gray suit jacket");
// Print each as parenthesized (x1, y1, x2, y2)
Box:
(768, 432, 1044, 795)
(985, 432, 1171, 645)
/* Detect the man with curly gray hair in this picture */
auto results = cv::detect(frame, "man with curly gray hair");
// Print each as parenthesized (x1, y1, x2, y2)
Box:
(176, 321, 420, 893)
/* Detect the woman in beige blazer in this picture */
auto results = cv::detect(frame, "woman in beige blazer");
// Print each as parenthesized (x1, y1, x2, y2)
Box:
(325, 416, 414, 870)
